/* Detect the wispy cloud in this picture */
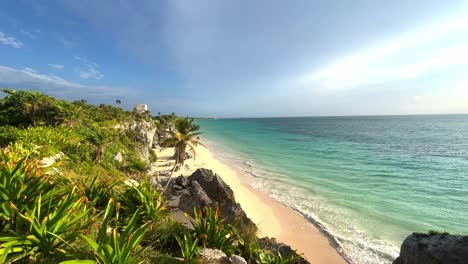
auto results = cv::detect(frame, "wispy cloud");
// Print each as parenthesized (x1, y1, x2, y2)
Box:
(74, 56, 104, 80)
(79, 64, 103, 80)
(48, 64, 65, 70)
(0, 32, 23, 48)
(0, 65, 127, 100)
(305, 16, 468, 90)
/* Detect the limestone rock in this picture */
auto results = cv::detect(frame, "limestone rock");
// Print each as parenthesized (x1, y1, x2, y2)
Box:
(393, 233, 468, 264)
(198, 249, 247, 264)
(40, 152, 64, 168)
(113, 152, 123, 162)
(126, 120, 157, 163)
(199, 248, 229, 262)
(230, 254, 247, 264)
(168, 168, 255, 231)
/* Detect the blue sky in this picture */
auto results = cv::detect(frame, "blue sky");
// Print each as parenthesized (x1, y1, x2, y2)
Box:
(0, 1, 467, 117)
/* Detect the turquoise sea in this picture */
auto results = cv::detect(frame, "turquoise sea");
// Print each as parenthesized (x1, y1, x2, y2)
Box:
(197, 115, 468, 264)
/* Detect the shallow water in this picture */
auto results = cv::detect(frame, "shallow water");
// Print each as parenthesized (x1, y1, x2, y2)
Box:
(197, 115, 468, 264)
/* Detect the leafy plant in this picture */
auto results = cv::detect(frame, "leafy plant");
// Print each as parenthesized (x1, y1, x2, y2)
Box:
(15, 126, 76, 157)
(254, 250, 303, 264)
(0, 187, 90, 262)
(144, 218, 186, 253)
(83, 125, 118, 163)
(189, 207, 242, 255)
(126, 158, 147, 174)
(121, 178, 165, 222)
(79, 198, 148, 264)
(76, 176, 116, 210)
(175, 233, 199, 264)
(0, 146, 68, 229)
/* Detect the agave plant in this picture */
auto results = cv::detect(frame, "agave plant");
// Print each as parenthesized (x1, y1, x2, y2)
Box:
(189, 207, 243, 255)
(175, 233, 199, 264)
(0, 145, 68, 230)
(0, 187, 90, 262)
(15, 126, 76, 157)
(121, 178, 165, 223)
(75, 176, 116, 210)
(79, 198, 148, 264)
(254, 249, 303, 264)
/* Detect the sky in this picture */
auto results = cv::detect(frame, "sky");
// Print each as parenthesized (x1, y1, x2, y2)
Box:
(0, 0, 467, 117)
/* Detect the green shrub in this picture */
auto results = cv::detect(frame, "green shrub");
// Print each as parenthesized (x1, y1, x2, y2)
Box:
(175, 233, 199, 264)
(121, 178, 165, 223)
(79, 198, 148, 264)
(126, 158, 148, 173)
(0, 126, 19, 146)
(149, 148, 158, 163)
(144, 218, 187, 254)
(14, 126, 77, 157)
(189, 207, 243, 255)
(0, 187, 90, 262)
(76, 176, 116, 210)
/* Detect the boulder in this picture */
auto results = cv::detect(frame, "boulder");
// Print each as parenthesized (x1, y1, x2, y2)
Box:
(168, 169, 255, 231)
(198, 248, 230, 264)
(198, 249, 247, 264)
(393, 233, 468, 264)
(230, 255, 248, 264)
(113, 152, 123, 162)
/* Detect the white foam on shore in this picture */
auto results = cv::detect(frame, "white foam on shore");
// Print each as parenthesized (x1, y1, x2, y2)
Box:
(202, 138, 400, 264)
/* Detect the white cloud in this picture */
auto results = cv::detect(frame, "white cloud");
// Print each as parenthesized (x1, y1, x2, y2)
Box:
(48, 64, 65, 70)
(73, 56, 104, 80)
(79, 64, 104, 80)
(305, 16, 468, 90)
(0, 32, 24, 48)
(0, 65, 127, 99)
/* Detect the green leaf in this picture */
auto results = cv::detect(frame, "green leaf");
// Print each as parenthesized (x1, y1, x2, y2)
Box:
(60, 260, 96, 264)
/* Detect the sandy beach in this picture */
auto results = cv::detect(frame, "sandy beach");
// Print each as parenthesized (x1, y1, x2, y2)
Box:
(153, 145, 347, 264)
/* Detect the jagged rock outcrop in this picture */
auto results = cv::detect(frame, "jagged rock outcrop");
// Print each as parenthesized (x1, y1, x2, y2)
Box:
(393, 233, 468, 264)
(167, 168, 255, 231)
(258, 237, 310, 264)
(127, 120, 157, 164)
(198, 248, 247, 264)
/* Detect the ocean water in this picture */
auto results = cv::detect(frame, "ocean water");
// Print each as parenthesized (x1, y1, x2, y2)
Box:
(196, 115, 468, 264)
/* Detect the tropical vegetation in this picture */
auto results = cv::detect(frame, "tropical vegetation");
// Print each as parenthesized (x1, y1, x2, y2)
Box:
(0, 89, 304, 263)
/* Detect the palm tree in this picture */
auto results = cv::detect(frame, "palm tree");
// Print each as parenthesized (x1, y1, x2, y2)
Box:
(161, 118, 204, 167)
(160, 118, 204, 194)
(115, 99, 121, 105)
(85, 125, 117, 163)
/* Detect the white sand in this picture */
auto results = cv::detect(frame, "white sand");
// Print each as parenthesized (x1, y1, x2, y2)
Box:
(153, 146, 347, 264)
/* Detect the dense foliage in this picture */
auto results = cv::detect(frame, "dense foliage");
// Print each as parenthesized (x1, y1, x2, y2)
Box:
(0, 89, 304, 263)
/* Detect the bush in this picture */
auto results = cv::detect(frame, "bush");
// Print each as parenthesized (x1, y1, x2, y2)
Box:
(78, 198, 148, 264)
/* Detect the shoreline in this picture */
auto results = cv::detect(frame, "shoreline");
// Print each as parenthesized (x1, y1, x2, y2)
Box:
(154, 144, 348, 264)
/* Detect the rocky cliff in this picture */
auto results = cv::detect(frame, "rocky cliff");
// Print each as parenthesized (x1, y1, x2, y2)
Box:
(393, 233, 468, 264)
(166, 168, 310, 264)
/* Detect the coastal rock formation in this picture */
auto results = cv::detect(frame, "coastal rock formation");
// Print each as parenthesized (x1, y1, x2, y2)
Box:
(393, 233, 468, 264)
(167, 168, 255, 230)
(198, 248, 247, 264)
(127, 120, 157, 163)
(258, 237, 310, 264)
